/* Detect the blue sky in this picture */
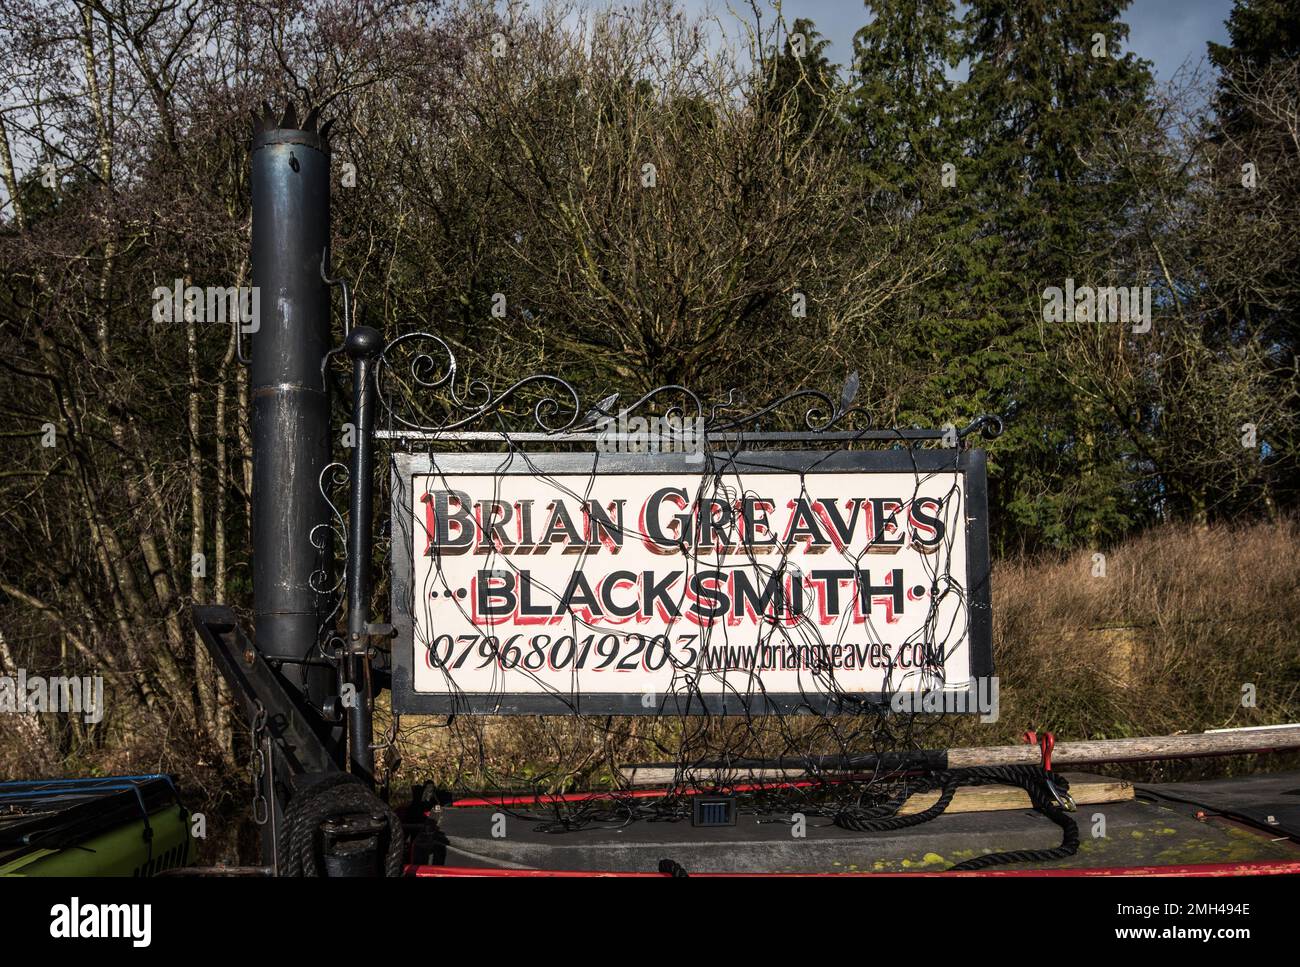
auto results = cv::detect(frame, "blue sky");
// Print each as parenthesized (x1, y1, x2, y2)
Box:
(675, 0, 1236, 83)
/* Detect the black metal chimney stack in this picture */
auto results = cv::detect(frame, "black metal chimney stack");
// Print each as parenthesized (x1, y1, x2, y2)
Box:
(250, 103, 341, 761)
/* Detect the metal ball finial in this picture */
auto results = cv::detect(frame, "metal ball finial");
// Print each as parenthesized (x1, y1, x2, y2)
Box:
(345, 325, 383, 359)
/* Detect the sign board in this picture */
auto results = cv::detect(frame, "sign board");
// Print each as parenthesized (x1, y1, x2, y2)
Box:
(390, 450, 993, 714)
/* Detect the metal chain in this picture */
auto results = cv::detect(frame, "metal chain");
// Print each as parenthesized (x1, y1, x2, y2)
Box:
(249, 699, 269, 826)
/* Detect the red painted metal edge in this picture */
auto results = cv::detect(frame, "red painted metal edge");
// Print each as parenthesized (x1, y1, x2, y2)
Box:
(406, 860, 1300, 878)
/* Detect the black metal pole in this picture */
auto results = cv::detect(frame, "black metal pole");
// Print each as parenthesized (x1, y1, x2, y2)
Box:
(250, 112, 343, 766)
(344, 326, 382, 785)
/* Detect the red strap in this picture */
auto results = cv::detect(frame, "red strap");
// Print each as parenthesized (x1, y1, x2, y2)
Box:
(1023, 730, 1055, 772)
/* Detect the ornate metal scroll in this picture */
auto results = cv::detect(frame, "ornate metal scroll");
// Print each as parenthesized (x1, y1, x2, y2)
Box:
(375, 331, 582, 436)
(372, 326, 1003, 446)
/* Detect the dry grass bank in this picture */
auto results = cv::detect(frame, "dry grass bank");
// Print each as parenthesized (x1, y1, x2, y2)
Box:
(985, 515, 1300, 741)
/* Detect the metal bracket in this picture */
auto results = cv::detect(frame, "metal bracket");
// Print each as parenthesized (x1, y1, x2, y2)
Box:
(192, 605, 343, 866)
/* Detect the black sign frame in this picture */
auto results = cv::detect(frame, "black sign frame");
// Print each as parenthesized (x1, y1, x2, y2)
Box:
(389, 448, 993, 715)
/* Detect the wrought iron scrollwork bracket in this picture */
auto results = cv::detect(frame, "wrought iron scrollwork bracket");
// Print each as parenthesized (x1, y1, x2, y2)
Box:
(369, 327, 1003, 448)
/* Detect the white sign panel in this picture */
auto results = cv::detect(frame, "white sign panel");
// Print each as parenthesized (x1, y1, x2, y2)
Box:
(391, 452, 993, 714)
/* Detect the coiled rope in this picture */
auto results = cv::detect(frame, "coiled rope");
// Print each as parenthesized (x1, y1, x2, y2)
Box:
(833, 764, 1079, 871)
(279, 773, 405, 877)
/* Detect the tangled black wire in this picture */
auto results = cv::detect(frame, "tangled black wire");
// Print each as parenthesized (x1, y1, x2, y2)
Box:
(279, 773, 406, 876)
(370, 359, 1027, 870)
(833, 765, 1079, 870)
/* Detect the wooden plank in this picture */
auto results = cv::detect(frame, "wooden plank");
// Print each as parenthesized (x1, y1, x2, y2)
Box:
(896, 773, 1133, 816)
(946, 725, 1300, 768)
(620, 725, 1300, 787)
(616, 768, 1133, 815)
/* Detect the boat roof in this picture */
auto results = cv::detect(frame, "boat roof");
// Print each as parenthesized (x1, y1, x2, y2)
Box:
(0, 775, 181, 865)
(423, 771, 1300, 874)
